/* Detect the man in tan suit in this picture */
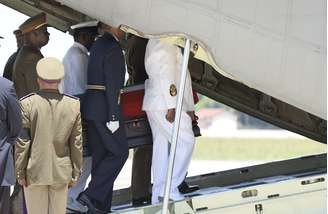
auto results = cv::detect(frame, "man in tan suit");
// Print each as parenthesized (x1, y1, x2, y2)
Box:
(13, 12, 49, 98)
(15, 57, 83, 214)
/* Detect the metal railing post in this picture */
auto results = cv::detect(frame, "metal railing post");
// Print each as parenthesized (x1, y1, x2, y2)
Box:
(161, 38, 191, 214)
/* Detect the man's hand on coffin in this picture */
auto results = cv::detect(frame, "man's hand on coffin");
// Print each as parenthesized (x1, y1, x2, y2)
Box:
(106, 121, 120, 133)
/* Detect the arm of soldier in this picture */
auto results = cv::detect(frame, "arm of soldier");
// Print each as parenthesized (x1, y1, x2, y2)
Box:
(6, 85, 22, 144)
(15, 99, 31, 186)
(104, 47, 125, 124)
(64, 52, 87, 93)
(3, 53, 16, 80)
(185, 75, 195, 121)
(158, 51, 178, 123)
(13, 66, 26, 98)
(69, 103, 83, 185)
(72, 52, 88, 85)
(184, 71, 195, 117)
(126, 37, 136, 73)
(161, 66, 177, 123)
(23, 55, 42, 94)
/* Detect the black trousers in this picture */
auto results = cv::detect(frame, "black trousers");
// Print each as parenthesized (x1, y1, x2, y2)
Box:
(0, 186, 10, 214)
(85, 120, 128, 211)
(131, 145, 152, 200)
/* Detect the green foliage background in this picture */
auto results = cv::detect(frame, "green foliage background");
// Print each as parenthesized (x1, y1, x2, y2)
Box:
(192, 137, 326, 160)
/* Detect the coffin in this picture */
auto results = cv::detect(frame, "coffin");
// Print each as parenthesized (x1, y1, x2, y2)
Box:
(121, 84, 153, 148)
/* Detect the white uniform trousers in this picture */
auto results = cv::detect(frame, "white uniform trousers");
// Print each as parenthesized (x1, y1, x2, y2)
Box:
(67, 156, 92, 212)
(146, 110, 195, 204)
(24, 184, 68, 214)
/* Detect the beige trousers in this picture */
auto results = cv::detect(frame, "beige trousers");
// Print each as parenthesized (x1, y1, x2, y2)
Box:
(24, 184, 68, 214)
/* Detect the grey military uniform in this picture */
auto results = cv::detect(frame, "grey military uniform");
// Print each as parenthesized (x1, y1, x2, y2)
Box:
(0, 77, 22, 214)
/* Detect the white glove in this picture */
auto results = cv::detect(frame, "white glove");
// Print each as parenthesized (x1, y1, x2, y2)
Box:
(106, 121, 119, 133)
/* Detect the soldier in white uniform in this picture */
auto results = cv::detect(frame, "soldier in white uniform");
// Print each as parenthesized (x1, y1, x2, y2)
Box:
(61, 21, 98, 95)
(142, 39, 195, 204)
(61, 21, 98, 213)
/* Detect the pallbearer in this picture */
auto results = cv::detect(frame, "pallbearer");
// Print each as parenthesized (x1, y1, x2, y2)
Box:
(142, 39, 196, 204)
(78, 22, 128, 214)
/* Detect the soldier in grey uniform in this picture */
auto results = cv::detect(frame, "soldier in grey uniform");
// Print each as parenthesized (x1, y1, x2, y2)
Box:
(15, 57, 83, 214)
(0, 72, 22, 214)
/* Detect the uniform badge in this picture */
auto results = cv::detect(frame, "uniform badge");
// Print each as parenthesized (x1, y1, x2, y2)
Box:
(170, 84, 177, 96)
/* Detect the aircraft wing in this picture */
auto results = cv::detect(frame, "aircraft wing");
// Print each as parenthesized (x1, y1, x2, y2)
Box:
(0, 0, 325, 142)
(57, 0, 327, 120)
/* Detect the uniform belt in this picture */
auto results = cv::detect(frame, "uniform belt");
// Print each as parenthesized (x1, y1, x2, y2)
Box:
(87, 84, 106, 91)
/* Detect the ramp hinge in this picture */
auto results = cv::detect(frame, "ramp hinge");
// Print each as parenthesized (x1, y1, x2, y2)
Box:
(255, 204, 263, 214)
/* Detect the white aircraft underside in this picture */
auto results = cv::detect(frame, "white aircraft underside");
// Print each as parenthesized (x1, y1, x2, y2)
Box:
(57, 0, 327, 120)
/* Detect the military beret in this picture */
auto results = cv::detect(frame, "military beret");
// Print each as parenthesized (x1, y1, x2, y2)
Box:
(36, 57, 64, 81)
(19, 12, 47, 35)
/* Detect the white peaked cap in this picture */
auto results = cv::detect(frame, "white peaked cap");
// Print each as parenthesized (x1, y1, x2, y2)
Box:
(71, 20, 98, 30)
(36, 57, 64, 81)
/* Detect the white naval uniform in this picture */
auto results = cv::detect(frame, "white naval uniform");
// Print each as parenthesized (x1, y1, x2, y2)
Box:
(62, 42, 92, 212)
(142, 39, 195, 204)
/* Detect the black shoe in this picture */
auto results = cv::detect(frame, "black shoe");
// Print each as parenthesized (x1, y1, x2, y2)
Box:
(66, 207, 87, 214)
(178, 181, 199, 194)
(132, 197, 151, 207)
(77, 192, 107, 214)
(158, 196, 174, 203)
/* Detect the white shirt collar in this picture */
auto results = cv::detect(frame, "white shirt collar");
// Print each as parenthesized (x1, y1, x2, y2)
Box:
(73, 42, 88, 55)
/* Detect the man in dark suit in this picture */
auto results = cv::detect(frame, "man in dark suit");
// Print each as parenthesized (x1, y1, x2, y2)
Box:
(78, 22, 129, 214)
(125, 35, 153, 206)
(0, 76, 22, 214)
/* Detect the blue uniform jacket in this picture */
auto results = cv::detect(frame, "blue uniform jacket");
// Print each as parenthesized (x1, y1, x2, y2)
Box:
(82, 33, 125, 122)
(0, 77, 22, 185)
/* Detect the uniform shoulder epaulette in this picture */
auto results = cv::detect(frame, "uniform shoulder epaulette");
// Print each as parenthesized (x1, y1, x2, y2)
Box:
(19, 93, 36, 101)
(63, 93, 79, 100)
